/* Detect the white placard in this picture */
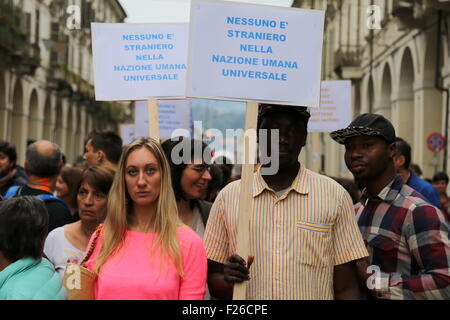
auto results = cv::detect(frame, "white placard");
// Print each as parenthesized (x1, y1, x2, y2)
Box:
(91, 23, 189, 101)
(308, 81, 352, 132)
(134, 100, 192, 139)
(187, 0, 325, 107)
(120, 124, 136, 145)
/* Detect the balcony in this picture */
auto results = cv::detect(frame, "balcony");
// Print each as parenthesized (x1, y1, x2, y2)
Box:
(47, 62, 72, 97)
(333, 46, 363, 79)
(392, 0, 429, 28)
(420, 0, 450, 14)
(14, 42, 41, 75)
(0, 2, 41, 75)
(392, 0, 415, 16)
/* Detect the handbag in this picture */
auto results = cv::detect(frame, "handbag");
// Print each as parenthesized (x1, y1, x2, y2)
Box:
(62, 225, 103, 300)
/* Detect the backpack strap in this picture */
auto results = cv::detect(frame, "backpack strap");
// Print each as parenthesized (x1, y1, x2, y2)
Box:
(3, 187, 70, 214)
(3, 186, 21, 200)
(36, 194, 70, 213)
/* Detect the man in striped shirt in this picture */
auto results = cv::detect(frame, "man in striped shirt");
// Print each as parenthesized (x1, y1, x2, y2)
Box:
(204, 104, 369, 300)
(331, 113, 450, 299)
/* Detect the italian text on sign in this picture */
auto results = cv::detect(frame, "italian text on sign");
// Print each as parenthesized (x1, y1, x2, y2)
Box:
(91, 23, 189, 101)
(308, 81, 352, 132)
(187, 0, 325, 107)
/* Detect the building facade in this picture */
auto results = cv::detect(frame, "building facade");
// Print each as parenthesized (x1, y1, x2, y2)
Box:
(0, 0, 130, 165)
(293, 0, 450, 180)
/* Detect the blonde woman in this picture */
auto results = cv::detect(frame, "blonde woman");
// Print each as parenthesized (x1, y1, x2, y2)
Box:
(84, 138, 207, 300)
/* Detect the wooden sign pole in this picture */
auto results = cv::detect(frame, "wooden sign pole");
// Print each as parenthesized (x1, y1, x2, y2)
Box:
(233, 101, 258, 300)
(148, 99, 160, 141)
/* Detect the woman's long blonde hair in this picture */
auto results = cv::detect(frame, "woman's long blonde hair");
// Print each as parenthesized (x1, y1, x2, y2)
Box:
(94, 137, 184, 276)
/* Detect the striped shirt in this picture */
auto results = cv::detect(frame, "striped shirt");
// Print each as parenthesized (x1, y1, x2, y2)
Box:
(204, 164, 368, 300)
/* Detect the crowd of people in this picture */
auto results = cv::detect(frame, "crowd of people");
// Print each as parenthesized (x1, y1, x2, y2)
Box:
(0, 106, 449, 300)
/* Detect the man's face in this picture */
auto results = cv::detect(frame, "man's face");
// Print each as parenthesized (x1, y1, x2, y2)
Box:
(433, 180, 448, 194)
(258, 112, 307, 169)
(0, 152, 14, 178)
(83, 139, 100, 167)
(344, 135, 395, 183)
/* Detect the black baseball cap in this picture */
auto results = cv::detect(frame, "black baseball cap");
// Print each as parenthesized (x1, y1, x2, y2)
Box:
(330, 113, 396, 144)
(258, 104, 311, 119)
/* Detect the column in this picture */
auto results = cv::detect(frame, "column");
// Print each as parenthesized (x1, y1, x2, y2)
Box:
(413, 83, 443, 178)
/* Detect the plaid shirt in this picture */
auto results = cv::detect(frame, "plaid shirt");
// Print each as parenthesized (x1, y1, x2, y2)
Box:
(355, 175, 450, 299)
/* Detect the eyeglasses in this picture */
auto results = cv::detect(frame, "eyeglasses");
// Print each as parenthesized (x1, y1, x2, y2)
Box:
(187, 164, 211, 175)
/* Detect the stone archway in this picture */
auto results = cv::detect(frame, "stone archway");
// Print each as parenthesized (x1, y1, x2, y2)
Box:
(43, 96, 54, 141)
(377, 63, 393, 120)
(393, 47, 415, 149)
(55, 100, 64, 146)
(65, 104, 77, 164)
(28, 89, 40, 141)
(75, 106, 83, 163)
(353, 81, 361, 118)
(11, 79, 27, 164)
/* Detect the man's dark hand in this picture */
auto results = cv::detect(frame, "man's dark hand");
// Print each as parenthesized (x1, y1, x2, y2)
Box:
(223, 254, 254, 284)
(355, 257, 370, 283)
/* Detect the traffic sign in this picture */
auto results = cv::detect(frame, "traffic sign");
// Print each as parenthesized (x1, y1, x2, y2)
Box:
(426, 132, 445, 153)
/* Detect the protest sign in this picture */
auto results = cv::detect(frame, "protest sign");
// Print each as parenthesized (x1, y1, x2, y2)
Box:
(308, 81, 352, 132)
(120, 124, 136, 145)
(188, 0, 325, 300)
(134, 100, 192, 139)
(187, 0, 325, 107)
(91, 23, 189, 101)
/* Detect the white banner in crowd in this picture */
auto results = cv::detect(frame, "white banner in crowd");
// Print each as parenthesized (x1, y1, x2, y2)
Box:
(308, 80, 352, 132)
(187, 0, 325, 107)
(134, 100, 192, 139)
(120, 124, 136, 145)
(91, 23, 189, 101)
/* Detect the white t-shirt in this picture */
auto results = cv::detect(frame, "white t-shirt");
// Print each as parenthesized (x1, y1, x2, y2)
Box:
(189, 206, 211, 300)
(44, 226, 85, 279)
(190, 206, 206, 240)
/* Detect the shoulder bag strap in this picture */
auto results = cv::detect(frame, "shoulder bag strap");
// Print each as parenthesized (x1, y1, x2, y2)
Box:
(80, 224, 103, 267)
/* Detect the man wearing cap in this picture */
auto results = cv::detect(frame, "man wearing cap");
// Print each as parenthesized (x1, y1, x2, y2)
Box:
(331, 113, 450, 299)
(204, 104, 369, 300)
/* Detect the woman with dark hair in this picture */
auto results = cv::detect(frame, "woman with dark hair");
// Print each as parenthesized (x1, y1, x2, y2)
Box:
(55, 166, 83, 216)
(0, 196, 65, 299)
(161, 137, 213, 238)
(44, 166, 115, 278)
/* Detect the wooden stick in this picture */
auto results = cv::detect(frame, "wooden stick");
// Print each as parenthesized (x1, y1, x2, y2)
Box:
(233, 101, 258, 300)
(147, 99, 160, 141)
